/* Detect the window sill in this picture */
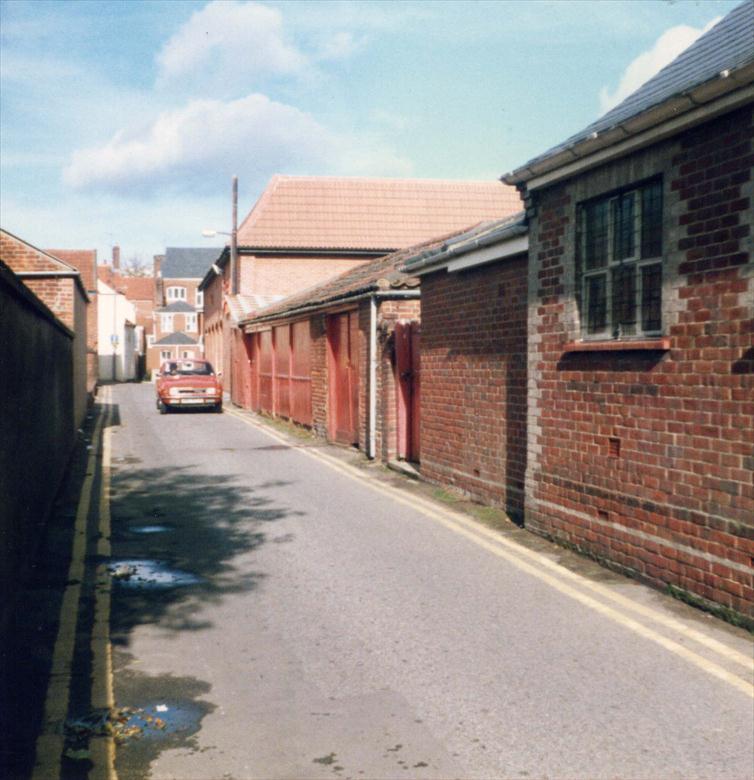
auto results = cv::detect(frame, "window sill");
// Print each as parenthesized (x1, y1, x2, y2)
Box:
(563, 338, 670, 353)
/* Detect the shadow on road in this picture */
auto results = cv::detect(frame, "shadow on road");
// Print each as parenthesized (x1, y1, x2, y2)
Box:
(108, 465, 297, 644)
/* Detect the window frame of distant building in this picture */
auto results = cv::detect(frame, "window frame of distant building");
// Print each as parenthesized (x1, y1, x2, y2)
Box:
(161, 313, 174, 332)
(182, 350, 191, 359)
(575, 178, 663, 340)
(166, 286, 187, 302)
(185, 313, 198, 333)
(195, 291, 204, 309)
(160, 350, 172, 361)
(146, 334, 155, 347)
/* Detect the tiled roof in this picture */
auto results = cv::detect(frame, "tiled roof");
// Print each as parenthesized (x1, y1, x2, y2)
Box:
(157, 301, 195, 313)
(162, 247, 223, 279)
(45, 249, 97, 291)
(225, 293, 284, 323)
(516, 0, 754, 173)
(236, 176, 521, 251)
(118, 276, 154, 301)
(242, 225, 479, 325)
(153, 331, 198, 346)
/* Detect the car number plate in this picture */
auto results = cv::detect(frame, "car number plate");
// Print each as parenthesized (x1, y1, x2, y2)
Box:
(181, 399, 205, 404)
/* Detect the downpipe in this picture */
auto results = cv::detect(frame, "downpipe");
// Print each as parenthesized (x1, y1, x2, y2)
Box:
(368, 295, 377, 460)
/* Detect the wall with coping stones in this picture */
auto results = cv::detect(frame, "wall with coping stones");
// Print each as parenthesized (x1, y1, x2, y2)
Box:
(0, 262, 75, 631)
(525, 105, 753, 618)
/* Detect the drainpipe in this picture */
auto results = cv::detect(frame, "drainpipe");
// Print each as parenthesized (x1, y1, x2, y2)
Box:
(368, 295, 377, 459)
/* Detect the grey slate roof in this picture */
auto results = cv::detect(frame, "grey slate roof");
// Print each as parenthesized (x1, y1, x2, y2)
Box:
(162, 247, 222, 279)
(517, 0, 754, 173)
(153, 331, 198, 346)
(157, 301, 196, 313)
(403, 212, 527, 273)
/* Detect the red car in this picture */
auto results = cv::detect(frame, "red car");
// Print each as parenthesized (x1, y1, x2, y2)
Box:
(155, 359, 223, 414)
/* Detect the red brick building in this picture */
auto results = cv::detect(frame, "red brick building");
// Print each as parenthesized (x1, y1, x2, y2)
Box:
(238, 233, 479, 463)
(44, 247, 98, 394)
(405, 5, 753, 621)
(0, 229, 90, 427)
(148, 247, 220, 373)
(200, 175, 521, 395)
(507, 5, 753, 620)
(404, 216, 529, 522)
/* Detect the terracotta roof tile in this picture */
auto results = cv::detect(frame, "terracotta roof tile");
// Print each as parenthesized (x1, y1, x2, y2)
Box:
(118, 276, 155, 301)
(45, 249, 98, 291)
(237, 176, 521, 251)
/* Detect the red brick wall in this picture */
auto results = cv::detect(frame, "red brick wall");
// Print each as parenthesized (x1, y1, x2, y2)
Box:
(527, 106, 754, 618)
(241, 255, 367, 298)
(420, 258, 528, 520)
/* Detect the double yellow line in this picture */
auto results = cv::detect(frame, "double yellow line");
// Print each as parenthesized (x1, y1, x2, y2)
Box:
(226, 407, 754, 699)
(32, 386, 117, 780)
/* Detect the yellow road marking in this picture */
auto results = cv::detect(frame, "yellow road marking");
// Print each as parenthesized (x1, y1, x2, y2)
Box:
(89, 385, 118, 780)
(226, 408, 754, 698)
(32, 400, 105, 780)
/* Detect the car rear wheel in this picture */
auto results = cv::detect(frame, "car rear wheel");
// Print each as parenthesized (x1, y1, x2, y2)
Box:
(157, 399, 168, 414)
(214, 403, 223, 414)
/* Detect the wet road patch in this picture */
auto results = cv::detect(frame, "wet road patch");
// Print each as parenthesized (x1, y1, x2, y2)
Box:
(108, 559, 202, 589)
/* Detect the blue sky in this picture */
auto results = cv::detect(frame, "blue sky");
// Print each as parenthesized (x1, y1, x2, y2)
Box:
(0, 0, 740, 265)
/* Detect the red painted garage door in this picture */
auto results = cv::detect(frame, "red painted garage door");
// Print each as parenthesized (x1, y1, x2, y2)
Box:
(327, 311, 359, 446)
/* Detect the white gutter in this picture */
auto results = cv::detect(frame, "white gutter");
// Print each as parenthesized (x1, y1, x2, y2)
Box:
(368, 295, 377, 460)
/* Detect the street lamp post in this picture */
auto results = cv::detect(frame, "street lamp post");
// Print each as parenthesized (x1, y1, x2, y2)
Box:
(202, 175, 238, 294)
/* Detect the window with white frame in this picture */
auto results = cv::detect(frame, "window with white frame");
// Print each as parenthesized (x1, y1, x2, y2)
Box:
(185, 313, 197, 332)
(166, 286, 186, 301)
(576, 179, 663, 339)
(161, 313, 174, 332)
(160, 350, 172, 361)
(195, 291, 204, 308)
(147, 334, 155, 347)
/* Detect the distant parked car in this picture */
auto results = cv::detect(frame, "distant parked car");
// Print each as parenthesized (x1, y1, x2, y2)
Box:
(155, 359, 223, 414)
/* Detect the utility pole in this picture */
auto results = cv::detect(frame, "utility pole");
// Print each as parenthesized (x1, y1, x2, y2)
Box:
(231, 175, 238, 295)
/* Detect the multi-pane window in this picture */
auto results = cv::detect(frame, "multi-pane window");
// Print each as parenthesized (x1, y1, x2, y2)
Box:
(161, 313, 174, 332)
(576, 179, 663, 338)
(166, 286, 186, 301)
(185, 313, 197, 332)
(195, 291, 204, 309)
(160, 350, 172, 361)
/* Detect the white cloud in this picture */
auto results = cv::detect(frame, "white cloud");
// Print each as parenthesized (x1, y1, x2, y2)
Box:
(156, 0, 307, 93)
(63, 93, 412, 195)
(598, 17, 721, 115)
(317, 31, 360, 61)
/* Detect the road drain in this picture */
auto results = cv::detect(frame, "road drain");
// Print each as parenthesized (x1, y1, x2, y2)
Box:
(108, 559, 202, 588)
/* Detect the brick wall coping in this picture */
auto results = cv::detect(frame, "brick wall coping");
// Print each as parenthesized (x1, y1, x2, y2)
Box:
(563, 338, 671, 353)
(0, 260, 74, 339)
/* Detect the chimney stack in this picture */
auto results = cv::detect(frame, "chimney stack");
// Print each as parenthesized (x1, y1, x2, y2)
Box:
(112, 245, 121, 271)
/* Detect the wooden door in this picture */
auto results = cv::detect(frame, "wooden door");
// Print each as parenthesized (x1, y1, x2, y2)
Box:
(327, 312, 359, 445)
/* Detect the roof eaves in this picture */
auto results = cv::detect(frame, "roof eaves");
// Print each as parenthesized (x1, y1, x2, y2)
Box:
(403, 214, 528, 274)
(505, 56, 754, 189)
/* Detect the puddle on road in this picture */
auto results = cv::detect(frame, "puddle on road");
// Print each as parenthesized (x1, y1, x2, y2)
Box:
(108, 559, 202, 589)
(128, 524, 172, 535)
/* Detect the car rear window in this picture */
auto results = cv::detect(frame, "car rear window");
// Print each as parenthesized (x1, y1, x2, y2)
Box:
(164, 361, 214, 376)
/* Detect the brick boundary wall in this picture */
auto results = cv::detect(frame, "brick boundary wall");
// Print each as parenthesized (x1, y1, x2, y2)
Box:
(0, 262, 75, 631)
(525, 106, 754, 619)
(420, 258, 528, 522)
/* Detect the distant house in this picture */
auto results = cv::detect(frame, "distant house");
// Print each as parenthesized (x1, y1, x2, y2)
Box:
(45, 247, 99, 393)
(98, 246, 155, 378)
(200, 175, 521, 393)
(148, 247, 221, 372)
(97, 275, 137, 382)
(0, 228, 89, 427)
(409, 3, 753, 619)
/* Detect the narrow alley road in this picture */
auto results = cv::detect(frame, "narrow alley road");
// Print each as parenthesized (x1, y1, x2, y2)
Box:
(105, 383, 753, 780)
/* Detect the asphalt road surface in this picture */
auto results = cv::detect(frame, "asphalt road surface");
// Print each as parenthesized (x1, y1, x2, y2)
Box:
(106, 383, 753, 780)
